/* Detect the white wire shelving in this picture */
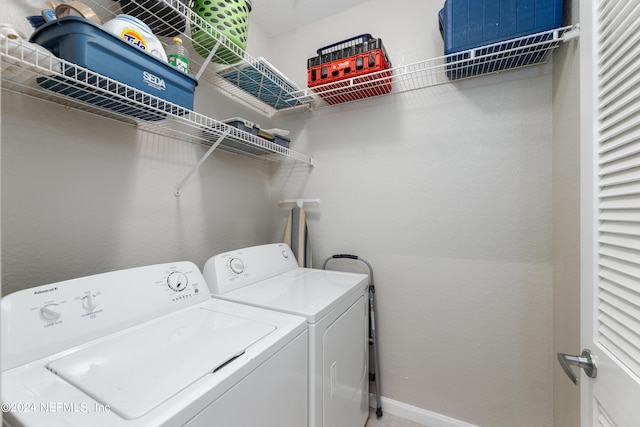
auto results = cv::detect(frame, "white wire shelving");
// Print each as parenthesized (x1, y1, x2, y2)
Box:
(82, 0, 309, 116)
(290, 25, 580, 107)
(2, 1, 580, 168)
(0, 37, 315, 195)
(81, 1, 578, 113)
(1, 1, 579, 193)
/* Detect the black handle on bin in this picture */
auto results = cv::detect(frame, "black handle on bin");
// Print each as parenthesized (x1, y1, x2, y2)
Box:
(316, 34, 373, 55)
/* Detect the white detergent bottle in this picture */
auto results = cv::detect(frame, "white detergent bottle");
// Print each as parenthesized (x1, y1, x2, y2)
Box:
(103, 14, 167, 62)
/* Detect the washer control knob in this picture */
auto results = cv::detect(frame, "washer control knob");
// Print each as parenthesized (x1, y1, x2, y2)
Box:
(229, 257, 245, 274)
(40, 303, 62, 321)
(167, 272, 188, 292)
(82, 292, 98, 311)
(282, 250, 289, 259)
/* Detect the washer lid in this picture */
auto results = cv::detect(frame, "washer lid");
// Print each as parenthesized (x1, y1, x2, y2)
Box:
(46, 307, 275, 420)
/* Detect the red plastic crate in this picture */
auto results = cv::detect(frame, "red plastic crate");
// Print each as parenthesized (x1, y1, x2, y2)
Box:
(307, 48, 392, 104)
(316, 34, 373, 56)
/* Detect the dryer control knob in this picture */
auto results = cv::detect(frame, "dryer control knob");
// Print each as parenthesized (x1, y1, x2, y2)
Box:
(167, 271, 189, 292)
(230, 257, 245, 274)
(82, 292, 98, 311)
(40, 303, 62, 321)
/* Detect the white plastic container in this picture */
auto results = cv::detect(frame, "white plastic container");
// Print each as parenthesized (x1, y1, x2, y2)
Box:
(102, 14, 167, 62)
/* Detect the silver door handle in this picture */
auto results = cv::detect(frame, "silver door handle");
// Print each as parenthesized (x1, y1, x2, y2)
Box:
(557, 349, 597, 385)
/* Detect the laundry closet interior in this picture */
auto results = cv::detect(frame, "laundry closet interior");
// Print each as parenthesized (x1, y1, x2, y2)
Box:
(2, 0, 582, 426)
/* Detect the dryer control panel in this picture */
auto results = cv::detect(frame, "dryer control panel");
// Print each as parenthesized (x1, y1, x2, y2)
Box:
(203, 243, 299, 295)
(1, 261, 210, 370)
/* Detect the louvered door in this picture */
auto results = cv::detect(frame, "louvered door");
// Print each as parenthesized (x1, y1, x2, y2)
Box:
(581, 0, 640, 425)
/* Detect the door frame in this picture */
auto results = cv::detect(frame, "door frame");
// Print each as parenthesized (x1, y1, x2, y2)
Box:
(579, 0, 596, 420)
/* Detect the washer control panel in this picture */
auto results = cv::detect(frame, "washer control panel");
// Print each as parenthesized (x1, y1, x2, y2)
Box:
(1, 261, 210, 370)
(203, 243, 299, 295)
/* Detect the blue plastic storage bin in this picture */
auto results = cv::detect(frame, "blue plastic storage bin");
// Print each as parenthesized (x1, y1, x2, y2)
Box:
(439, 0, 563, 79)
(30, 16, 197, 121)
(439, 0, 563, 54)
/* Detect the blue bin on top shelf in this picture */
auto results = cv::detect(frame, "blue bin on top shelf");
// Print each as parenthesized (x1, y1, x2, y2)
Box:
(439, 0, 564, 79)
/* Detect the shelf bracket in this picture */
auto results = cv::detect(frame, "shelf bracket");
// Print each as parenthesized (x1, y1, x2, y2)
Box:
(174, 129, 230, 196)
(194, 37, 224, 81)
(561, 24, 580, 42)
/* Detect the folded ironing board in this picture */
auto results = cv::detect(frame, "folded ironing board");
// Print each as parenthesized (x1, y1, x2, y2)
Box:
(283, 207, 312, 268)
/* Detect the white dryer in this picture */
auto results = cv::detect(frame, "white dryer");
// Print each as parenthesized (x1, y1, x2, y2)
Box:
(1, 261, 307, 427)
(203, 243, 370, 427)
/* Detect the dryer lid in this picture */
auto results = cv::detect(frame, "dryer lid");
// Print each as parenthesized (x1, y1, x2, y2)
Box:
(220, 268, 368, 323)
(46, 307, 275, 420)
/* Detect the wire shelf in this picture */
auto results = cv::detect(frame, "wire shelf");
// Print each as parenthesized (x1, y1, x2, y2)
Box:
(40, 1, 578, 114)
(81, 0, 309, 116)
(0, 37, 315, 167)
(290, 25, 579, 107)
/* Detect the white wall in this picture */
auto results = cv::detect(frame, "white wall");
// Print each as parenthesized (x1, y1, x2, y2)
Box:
(1, 92, 277, 295)
(552, 0, 581, 425)
(266, 1, 555, 426)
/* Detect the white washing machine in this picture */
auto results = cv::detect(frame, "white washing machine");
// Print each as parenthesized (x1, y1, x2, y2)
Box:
(203, 243, 370, 427)
(1, 261, 307, 427)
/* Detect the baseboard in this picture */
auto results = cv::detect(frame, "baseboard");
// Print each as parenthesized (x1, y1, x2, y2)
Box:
(370, 395, 479, 427)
